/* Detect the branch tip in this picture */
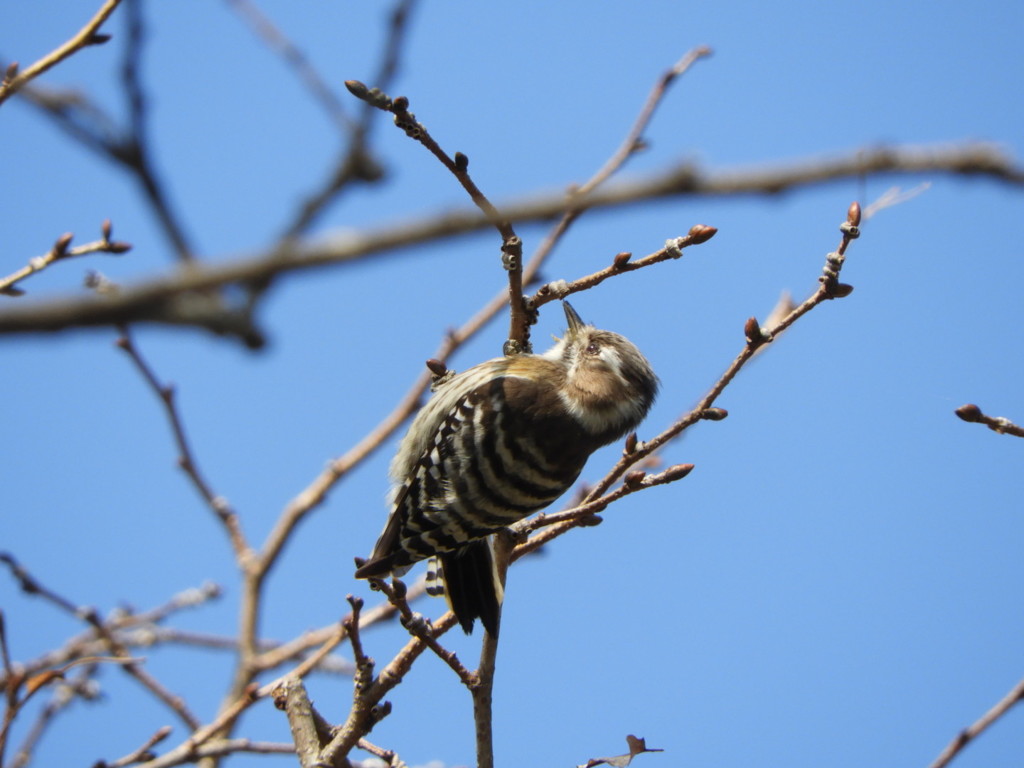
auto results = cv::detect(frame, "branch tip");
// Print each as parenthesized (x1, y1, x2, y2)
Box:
(700, 407, 728, 421)
(623, 432, 638, 454)
(54, 232, 74, 256)
(390, 578, 407, 600)
(955, 403, 983, 423)
(624, 470, 646, 489)
(344, 79, 392, 110)
(847, 200, 862, 226)
(744, 316, 771, 347)
(687, 223, 718, 244)
(346, 594, 364, 612)
(666, 463, 695, 481)
(344, 79, 368, 98)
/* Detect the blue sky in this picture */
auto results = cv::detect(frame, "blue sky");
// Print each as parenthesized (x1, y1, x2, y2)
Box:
(2, 1, 1023, 767)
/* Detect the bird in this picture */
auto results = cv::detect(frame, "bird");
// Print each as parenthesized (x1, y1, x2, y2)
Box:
(354, 301, 658, 636)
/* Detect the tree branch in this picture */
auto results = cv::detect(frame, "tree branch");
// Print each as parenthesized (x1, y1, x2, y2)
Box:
(279, 0, 416, 240)
(954, 404, 1024, 438)
(0, 142, 1014, 341)
(509, 203, 862, 564)
(928, 675, 1024, 768)
(0, 0, 123, 108)
(116, 328, 252, 560)
(0, 223, 130, 296)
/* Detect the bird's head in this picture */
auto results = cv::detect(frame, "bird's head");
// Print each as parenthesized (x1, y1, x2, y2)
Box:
(542, 301, 659, 440)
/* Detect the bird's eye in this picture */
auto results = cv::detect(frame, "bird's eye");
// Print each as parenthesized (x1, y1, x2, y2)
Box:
(585, 342, 600, 355)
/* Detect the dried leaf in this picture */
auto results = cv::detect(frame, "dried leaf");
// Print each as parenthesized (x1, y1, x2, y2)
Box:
(578, 734, 664, 768)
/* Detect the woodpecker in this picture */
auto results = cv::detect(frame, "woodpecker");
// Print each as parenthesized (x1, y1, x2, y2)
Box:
(355, 301, 658, 636)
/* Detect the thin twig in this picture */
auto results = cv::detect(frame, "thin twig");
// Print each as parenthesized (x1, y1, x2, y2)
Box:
(500, 203, 861, 568)
(526, 225, 717, 309)
(0, 553, 202, 731)
(116, 327, 252, 561)
(928, 675, 1024, 768)
(344, 79, 529, 352)
(0, 0, 123, 107)
(9, 665, 100, 768)
(580, 202, 862, 504)
(0, 223, 130, 296)
(128, 684, 261, 768)
(358, 737, 406, 767)
(264, 295, 514, 580)
(255, 576, 429, 675)
(118, 0, 194, 262)
(508, 45, 712, 337)
(11, 5, 196, 264)
(181, 739, 296, 760)
(516, 463, 695, 545)
(0, 582, 222, 692)
(223, 0, 353, 133)
(373, 580, 475, 687)
(862, 182, 931, 220)
(578, 45, 712, 197)
(281, 0, 416, 240)
(0, 612, 16, 768)
(320, 611, 459, 767)
(954, 404, 1024, 438)
(106, 725, 173, 768)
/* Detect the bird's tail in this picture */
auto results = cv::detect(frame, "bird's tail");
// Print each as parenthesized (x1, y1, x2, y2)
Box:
(428, 539, 504, 636)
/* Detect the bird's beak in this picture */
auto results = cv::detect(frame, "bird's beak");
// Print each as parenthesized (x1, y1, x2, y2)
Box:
(562, 301, 585, 340)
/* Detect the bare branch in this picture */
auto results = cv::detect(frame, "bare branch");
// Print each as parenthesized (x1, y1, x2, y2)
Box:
(0, 223, 130, 296)
(274, 677, 323, 768)
(928, 675, 1024, 768)
(0, 553, 201, 730)
(345, 79, 528, 353)
(954, 404, 1024, 438)
(280, 0, 415, 240)
(223, 0, 354, 133)
(115, 328, 252, 559)
(471, 530, 516, 768)
(0, 142, 1014, 341)
(513, 463, 695, 560)
(357, 737, 406, 767)
(132, 684, 260, 768)
(8, 664, 101, 768)
(527, 224, 717, 309)
(264, 298, 516, 582)
(255, 578, 430, 677)
(0, 582, 221, 693)
(581, 202, 863, 503)
(118, 0, 195, 262)
(106, 725, 172, 768)
(320, 614, 458, 766)
(0, 0, 123, 108)
(505, 202, 861, 565)
(580, 45, 712, 195)
(371, 581, 475, 687)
